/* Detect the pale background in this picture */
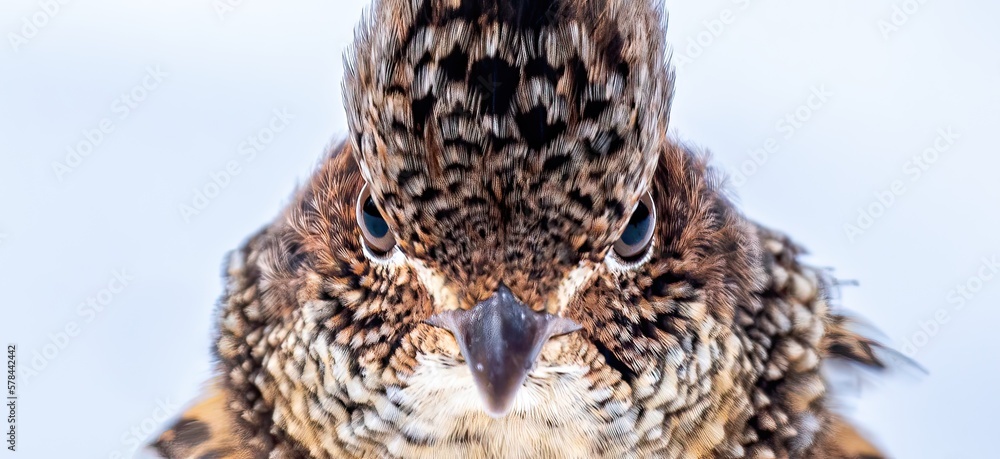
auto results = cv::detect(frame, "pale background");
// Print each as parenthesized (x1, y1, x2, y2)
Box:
(1, 1, 998, 457)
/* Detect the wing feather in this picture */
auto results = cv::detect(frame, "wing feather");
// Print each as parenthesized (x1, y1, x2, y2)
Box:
(144, 380, 265, 459)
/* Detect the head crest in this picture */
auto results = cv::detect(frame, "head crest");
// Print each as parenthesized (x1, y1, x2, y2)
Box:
(343, 0, 674, 304)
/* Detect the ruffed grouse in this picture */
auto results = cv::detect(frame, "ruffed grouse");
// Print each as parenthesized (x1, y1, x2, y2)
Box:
(149, 0, 889, 457)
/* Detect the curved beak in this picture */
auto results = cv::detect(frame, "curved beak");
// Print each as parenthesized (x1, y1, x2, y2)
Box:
(427, 285, 581, 418)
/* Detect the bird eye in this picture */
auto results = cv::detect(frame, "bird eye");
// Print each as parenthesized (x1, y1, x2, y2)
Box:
(613, 192, 656, 259)
(356, 184, 396, 255)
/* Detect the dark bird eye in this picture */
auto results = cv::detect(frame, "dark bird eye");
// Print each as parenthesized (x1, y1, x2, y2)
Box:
(613, 192, 656, 259)
(356, 184, 396, 255)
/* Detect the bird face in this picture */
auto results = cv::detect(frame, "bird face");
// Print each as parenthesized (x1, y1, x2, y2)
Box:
(352, 165, 661, 417)
(339, 0, 680, 419)
(224, 0, 763, 454)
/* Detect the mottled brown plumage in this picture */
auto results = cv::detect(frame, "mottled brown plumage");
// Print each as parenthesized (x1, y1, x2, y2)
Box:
(150, 0, 889, 457)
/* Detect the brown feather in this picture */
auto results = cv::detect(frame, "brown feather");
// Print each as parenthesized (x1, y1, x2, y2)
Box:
(149, 379, 266, 459)
(150, 1, 894, 457)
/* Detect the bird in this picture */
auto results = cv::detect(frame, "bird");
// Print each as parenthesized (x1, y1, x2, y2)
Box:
(148, 0, 892, 457)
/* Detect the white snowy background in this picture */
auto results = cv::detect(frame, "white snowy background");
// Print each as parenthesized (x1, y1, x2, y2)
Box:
(1, 0, 997, 457)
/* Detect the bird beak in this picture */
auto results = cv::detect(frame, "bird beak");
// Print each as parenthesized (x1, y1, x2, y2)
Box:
(427, 284, 581, 418)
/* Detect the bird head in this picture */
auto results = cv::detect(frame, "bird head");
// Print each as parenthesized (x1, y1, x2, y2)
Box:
(221, 0, 763, 437)
(337, 0, 680, 417)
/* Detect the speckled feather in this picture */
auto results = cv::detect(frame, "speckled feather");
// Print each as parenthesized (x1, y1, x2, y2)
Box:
(151, 0, 889, 457)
